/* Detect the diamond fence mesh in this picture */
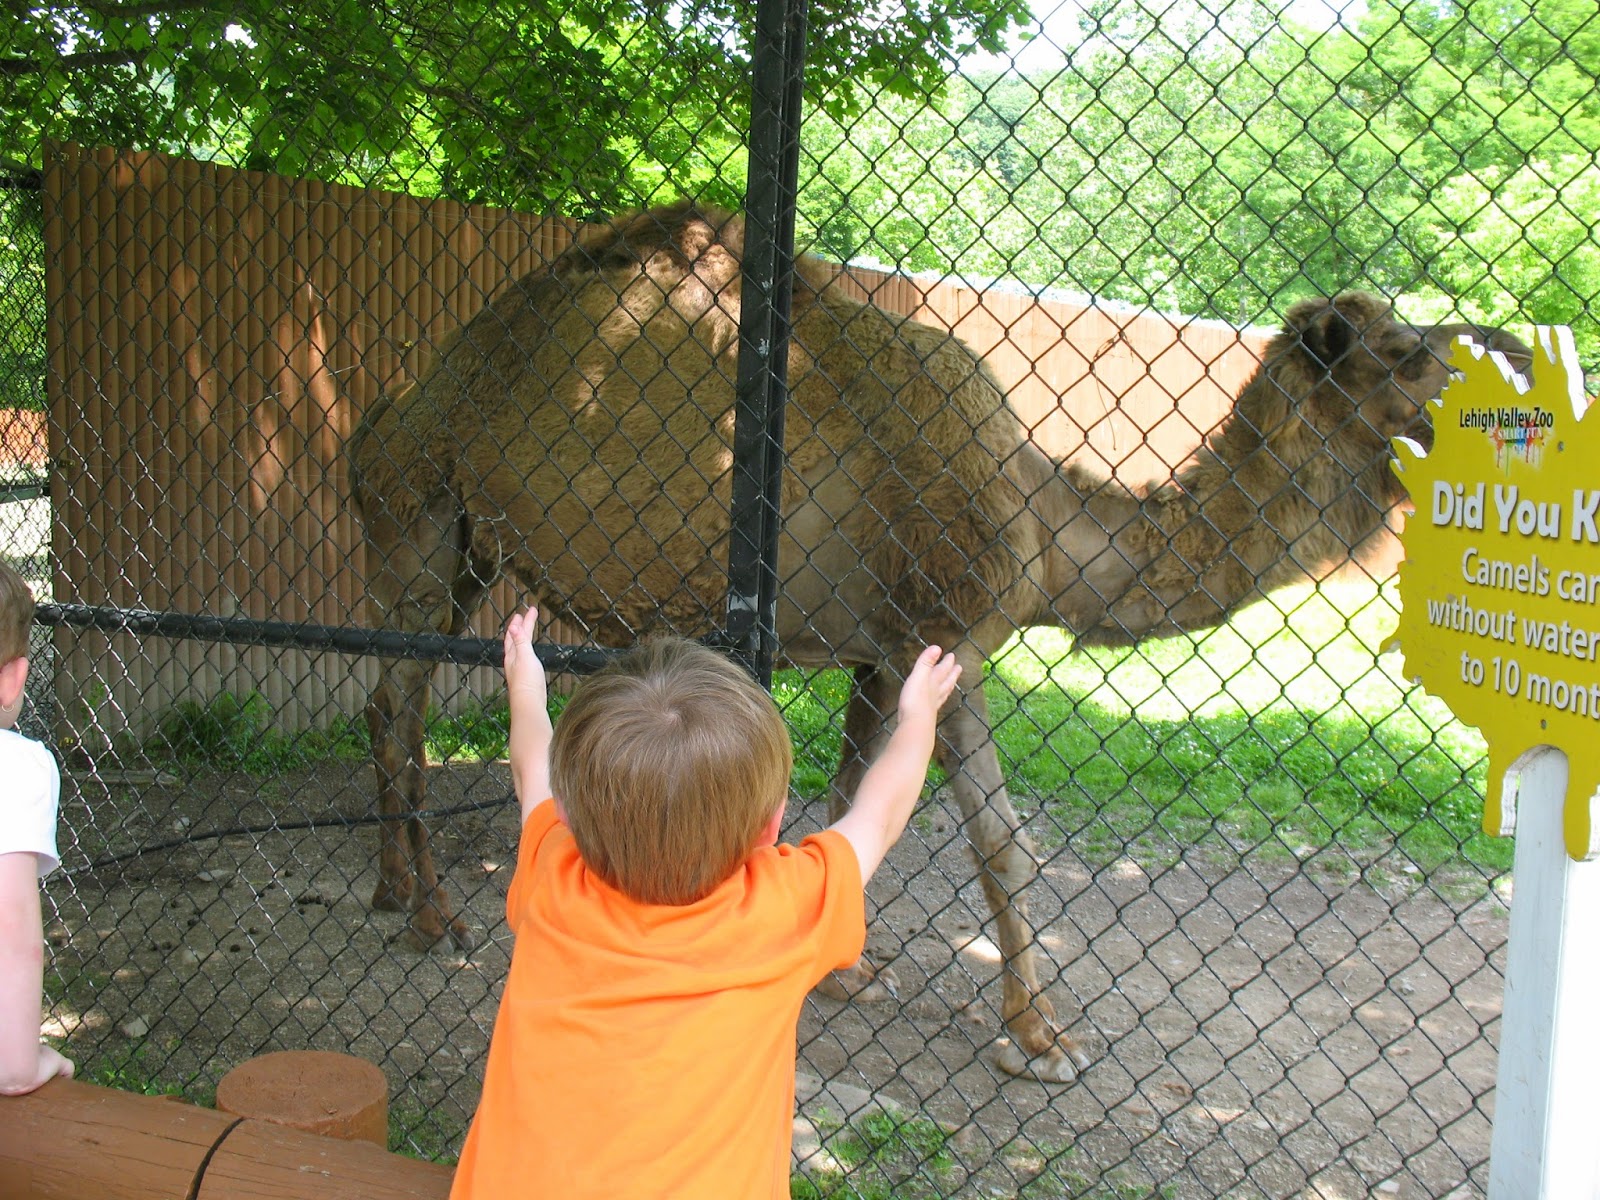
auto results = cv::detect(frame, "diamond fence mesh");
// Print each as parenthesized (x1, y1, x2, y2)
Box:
(3, 1, 1597, 1196)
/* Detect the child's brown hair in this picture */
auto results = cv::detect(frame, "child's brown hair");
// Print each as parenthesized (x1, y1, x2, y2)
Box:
(550, 637, 792, 905)
(0, 561, 35, 665)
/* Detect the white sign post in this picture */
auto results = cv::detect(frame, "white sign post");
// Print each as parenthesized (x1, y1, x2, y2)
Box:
(1485, 749, 1600, 1199)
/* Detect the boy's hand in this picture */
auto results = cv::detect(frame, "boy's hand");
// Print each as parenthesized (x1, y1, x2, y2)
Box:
(503, 607, 549, 716)
(0, 1045, 73, 1097)
(39, 1044, 73, 1086)
(503, 607, 553, 822)
(26, 1045, 72, 1093)
(897, 645, 963, 727)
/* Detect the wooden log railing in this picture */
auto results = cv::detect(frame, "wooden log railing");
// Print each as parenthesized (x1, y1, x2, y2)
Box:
(0, 1078, 453, 1200)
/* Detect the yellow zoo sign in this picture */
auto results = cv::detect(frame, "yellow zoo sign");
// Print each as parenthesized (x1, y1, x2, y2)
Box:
(1391, 327, 1600, 861)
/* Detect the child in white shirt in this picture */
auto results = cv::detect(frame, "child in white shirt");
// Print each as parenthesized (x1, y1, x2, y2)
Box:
(0, 560, 70, 1095)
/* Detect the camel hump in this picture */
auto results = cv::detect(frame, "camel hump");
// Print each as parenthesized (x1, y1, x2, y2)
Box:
(553, 201, 746, 297)
(551, 199, 837, 310)
(346, 309, 487, 527)
(348, 374, 448, 527)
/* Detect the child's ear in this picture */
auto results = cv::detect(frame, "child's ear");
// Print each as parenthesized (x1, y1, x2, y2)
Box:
(0, 656, 29, 720)
(757, 802, 785, 847)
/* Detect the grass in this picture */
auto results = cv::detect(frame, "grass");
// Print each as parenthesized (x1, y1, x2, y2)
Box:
(73, 1040, 214, 1105)
(790, 1112, 1181, 1199)
(132, 691, 519, 775)
(133, 576, 1507, 881)
(389, 1094, 467, 1163)
(792, 1109, 958, 1199)
(139, 691, 370, 773)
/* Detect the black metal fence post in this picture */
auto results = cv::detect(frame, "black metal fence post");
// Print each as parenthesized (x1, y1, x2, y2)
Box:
(725, 0, 808, 686)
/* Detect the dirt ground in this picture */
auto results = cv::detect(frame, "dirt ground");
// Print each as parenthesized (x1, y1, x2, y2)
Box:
(42, 756, 1507, 1200)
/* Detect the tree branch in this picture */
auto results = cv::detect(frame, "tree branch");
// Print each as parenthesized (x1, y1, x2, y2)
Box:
(58, 0, 222, 17)
(0, 48, 149, 77)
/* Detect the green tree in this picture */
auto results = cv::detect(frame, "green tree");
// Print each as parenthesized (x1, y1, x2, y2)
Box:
(1423, 157, 1600, 350)
(798, 0, 1600, 368)
(0, 0, 1030, 211)
(0, 180, 45, 412)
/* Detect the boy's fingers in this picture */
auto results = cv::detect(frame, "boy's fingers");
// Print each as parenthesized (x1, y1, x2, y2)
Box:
(507, 607, 537, 642)
(907, 644, 942, 679)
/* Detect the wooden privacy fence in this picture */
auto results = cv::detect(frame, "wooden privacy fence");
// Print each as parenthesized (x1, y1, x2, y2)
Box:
(44, 143, 1274, 736)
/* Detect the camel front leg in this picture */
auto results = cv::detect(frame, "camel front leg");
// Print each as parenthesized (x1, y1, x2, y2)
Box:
(826, 663, 881, 825)
(935, 647, 1090, 1084)
(367, 667, 418, 916)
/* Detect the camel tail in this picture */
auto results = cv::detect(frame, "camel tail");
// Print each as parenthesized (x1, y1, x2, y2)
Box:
(348, 378, 450, 532)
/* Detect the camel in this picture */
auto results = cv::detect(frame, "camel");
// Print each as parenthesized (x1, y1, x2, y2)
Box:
(347, 200, 1531, 1083)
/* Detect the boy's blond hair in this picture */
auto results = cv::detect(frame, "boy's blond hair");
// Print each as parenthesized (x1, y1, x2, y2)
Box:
(550, 637, 793, 905)
(0, 561, 35, 665)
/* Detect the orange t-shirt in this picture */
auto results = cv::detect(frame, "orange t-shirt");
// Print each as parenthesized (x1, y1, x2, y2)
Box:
(449, 799, 866, 1200)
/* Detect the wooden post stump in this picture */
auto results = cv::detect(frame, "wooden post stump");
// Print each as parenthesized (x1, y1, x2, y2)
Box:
(0, 1079, 453, 1200)
(216, 1050, 389, 1145)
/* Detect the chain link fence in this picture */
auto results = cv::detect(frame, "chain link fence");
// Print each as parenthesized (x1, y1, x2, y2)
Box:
(4, 1, 1597, 1195)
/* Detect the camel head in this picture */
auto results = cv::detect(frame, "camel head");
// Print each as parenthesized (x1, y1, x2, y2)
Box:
(1220, 291, 1535, 503)
(1054, 291, 1533, 645)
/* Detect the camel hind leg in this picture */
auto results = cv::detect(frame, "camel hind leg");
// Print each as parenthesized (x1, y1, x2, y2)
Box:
(362, 491, 493, 953)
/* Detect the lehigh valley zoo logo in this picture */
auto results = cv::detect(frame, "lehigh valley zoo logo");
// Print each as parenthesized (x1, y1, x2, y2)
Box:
(1457, 399, 1553, 470)
(1390, 326, 1600, 861)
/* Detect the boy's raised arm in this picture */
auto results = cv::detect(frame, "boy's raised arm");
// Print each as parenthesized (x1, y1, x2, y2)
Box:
(503, 608, 553, 824)
(829, 646, 962, 884)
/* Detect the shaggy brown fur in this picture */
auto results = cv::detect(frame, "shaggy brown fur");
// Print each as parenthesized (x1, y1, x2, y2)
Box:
(348, 200, 1530, 1082)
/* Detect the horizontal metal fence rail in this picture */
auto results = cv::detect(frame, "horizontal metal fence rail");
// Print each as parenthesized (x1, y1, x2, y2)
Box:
(36, 602, 615, 672)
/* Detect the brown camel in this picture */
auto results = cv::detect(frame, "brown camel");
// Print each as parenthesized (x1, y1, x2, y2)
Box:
(348, 200, 1530, 1083)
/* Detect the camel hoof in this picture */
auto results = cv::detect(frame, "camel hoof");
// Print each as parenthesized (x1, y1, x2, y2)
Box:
(392, 926, 442, 954)
(392, 915, 477, 956)
(371, 880, 412, 913)
(813, 962, 899, 1004)
(995, 1033, 1090, 1085)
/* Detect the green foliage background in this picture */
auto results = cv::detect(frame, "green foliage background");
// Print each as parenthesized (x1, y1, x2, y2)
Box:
(796, 0, 1600, 363)
(2, 0, 1597, 362)
(0, 0, 1025, 212)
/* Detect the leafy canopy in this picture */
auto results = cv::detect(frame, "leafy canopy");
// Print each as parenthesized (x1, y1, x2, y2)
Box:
(0, 0, 1030, 211)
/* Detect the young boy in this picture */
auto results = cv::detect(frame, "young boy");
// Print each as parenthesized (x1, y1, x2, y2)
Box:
(0, 561, 72, 1096)
(449, 608, 961, 1199)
